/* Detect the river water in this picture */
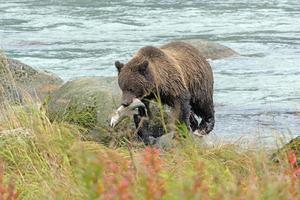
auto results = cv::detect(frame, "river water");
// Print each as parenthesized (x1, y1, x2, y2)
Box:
(1, 0, 300, 146)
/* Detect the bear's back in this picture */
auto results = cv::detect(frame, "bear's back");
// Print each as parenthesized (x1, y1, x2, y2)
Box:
(161, 42, 213, 91)
(160, 41, 209, 71)
(134, 42, 213, 98)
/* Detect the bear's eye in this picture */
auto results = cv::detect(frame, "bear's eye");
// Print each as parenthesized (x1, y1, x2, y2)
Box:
(128, 88, 134, 93)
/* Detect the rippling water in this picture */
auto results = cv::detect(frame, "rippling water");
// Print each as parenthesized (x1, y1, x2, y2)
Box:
(1, 0, 300, 145)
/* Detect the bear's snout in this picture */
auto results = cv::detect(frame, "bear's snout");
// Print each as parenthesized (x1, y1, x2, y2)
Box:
(121, 92, 136, 107)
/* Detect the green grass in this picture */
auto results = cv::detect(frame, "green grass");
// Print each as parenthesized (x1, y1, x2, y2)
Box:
(0, 102, 299, 200)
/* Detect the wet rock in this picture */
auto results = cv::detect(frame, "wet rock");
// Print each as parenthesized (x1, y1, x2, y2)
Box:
(47, 76, 121, 127)
(180, 39, 239, 60)
(47, 76, 128, 143)
(0, 52, 63, 103)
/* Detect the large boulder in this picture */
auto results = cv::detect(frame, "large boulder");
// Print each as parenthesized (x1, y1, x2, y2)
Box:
(181, 39, 239, 60)
(47, 76, 120, 127)
(48, 77, 121, 128)
(0, 52, 63, 103)
(46, 76, 132, 144)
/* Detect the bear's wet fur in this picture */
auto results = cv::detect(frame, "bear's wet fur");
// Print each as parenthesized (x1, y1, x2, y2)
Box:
(115, 41, 215, 141)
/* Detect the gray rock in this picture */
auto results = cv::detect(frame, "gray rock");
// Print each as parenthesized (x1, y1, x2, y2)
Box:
(181, 39, 239, 60)
(47, 76, 127, 143)
(0, 52, 63, 103)
(47, 76, 121, 127)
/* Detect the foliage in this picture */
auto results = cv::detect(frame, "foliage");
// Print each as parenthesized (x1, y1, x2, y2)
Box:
(0, 103, 299, 200)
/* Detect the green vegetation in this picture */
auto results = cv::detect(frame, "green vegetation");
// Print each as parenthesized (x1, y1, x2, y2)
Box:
(0, 102, 299, 200)
(63, 102, 98, 129)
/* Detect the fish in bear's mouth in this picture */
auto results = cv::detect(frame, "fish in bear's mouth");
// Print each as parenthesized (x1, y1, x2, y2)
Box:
(109, 98, 146, 127)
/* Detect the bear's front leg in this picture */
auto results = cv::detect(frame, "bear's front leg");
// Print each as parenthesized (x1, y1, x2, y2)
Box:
(173, 95, 191, 132)
(133, 114, 152, 144)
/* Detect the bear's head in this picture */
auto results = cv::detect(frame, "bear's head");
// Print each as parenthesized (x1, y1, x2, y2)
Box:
(115, 59, 154, 106)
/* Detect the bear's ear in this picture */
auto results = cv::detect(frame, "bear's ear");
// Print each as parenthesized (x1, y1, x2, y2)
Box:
(138, 60, 149, 75)
(115, 61, 124, 73)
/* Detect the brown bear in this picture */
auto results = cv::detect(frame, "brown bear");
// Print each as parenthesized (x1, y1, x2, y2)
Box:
(115, 41, 214, 137)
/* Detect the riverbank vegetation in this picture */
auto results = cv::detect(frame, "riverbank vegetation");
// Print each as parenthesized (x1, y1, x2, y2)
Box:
(0, 101, 299, 200)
